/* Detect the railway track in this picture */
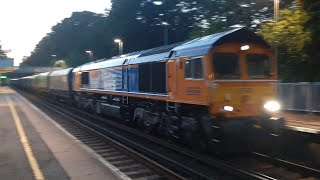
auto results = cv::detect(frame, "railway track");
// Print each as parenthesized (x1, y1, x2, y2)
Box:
(20, 90, 320, 180)
(253, 152, 320, 178)
(23, 93, 185, 180)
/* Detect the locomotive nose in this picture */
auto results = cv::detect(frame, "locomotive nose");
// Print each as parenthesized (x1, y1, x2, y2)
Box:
(210, 81, 278, 117)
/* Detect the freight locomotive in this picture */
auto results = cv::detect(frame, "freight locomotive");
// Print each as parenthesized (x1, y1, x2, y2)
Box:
(12, 28, 284, 153)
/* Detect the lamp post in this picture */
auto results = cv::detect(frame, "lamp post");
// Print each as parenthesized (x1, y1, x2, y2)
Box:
(162, 22, 169, 45)
(85, 50, 93, 60)
(274, 0, 279, 23)
(51, 55, 57, 70)
(274, 0, 279, 72)
(114, 39, 123, 55)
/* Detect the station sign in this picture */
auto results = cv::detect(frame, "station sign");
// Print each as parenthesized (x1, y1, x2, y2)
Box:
(0, 59, 14, 68)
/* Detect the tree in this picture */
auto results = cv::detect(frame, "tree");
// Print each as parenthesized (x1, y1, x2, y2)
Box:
(21, 0, 297, 69)
(0, 44, 7, 59)
(260, 2, 311, 81)
(300, 0, 320, 80)
(189, 0, 293, 38)
(21, 11, 107, 67)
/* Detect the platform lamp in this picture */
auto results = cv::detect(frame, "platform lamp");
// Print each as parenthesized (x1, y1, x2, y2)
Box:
(51, 55, 57, 70)
(162, 22, 169, 45)
(274, 0, 279, 74)
(114, 39, 123, 55)
(85, 50, 93, 61)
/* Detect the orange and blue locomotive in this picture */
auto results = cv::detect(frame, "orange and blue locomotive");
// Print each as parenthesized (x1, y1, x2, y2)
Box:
(14, 28, 284, 152)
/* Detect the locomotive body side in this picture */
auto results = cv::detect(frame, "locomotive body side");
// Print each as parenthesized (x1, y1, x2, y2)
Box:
(12, 28, 283, 154)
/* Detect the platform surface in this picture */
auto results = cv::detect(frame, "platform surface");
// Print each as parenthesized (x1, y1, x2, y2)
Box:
(0, 87, 122, 180)
(284, 112, 320, 132)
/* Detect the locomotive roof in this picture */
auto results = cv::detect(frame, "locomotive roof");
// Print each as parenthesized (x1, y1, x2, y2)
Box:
(20, 75, 37, 79)
(74, 53, 141, 72)
(138, 42, 184, 57)
(73, 28, 269, 71)
(34, 72, 51, 79)
(49, 67, 73, 76)
(128, 42, 185, 64)
(128, 52, 168, 64)
(169, 28, 269, 58)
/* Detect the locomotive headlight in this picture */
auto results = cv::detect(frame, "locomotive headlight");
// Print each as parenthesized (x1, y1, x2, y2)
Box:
(223, 106, 234, 112)
(264, 101, 281, 112)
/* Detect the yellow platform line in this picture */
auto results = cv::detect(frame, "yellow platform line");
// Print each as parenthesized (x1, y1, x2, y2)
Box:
(7, 96, 45, 180)
(0, 87, 15, 94)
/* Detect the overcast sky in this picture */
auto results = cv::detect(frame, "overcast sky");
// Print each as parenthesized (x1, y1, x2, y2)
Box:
(0, 0, 111, 66)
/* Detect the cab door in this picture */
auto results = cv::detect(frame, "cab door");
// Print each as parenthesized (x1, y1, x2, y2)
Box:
(175, 57, 209, 105)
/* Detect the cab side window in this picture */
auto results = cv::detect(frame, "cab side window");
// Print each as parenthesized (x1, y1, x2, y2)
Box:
(184, 58, 203, 79)
(81, 72, 89, 85)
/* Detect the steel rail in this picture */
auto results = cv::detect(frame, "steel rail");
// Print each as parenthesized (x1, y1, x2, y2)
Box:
(19, 90, 283, 180)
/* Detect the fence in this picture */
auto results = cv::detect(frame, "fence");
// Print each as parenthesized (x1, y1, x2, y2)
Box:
(278, 82, 320, 112)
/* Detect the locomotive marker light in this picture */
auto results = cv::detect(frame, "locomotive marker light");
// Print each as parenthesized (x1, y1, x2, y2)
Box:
(240, 45, 250, 51)
(223, 106, 234, 112)
(264, 100, 281, 112)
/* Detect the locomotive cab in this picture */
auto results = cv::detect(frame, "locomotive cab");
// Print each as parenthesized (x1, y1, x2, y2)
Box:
(207, 43, 284, 143)
(208, 43, 281, 119)
(169, 28, 284, 153)
(205, 35, 283, 153)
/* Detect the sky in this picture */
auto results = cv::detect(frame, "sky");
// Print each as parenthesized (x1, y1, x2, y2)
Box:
(0, 0, 112, 66)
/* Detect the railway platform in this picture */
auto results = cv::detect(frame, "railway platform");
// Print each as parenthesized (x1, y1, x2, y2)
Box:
(284, 112, 320, 133)
(0, 86, 123, 180)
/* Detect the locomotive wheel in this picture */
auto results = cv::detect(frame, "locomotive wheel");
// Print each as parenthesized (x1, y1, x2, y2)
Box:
(184, 129, 209, 152)
(137, 117, 153, 134)
(95, 101, 101, 115)
(134, 116, 143, 128)
(74, 95, 81, 108)
(158, 115, 179, 142)
(142, 122, 153, 134)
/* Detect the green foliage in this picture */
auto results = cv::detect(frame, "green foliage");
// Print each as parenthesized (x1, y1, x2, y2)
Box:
(301, 0, 320, 42)
(54, 60, 69, 68)
(21, 11, 106, 67)
(22, 0, 283, 68)
(261, 6, 311, 81)
(300, 0, 320, 80)
(260, 0, 320, 81)
(0, 44, 7, 59)
(189, 22, 225, 39)
(261, 9, 310, 54)
(21, 0, 318, 82)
